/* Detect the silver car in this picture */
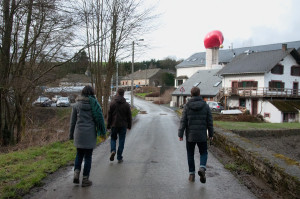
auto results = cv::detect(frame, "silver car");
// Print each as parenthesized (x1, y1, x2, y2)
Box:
(206, 101, 224, 112)
(56, 97, 70, 107)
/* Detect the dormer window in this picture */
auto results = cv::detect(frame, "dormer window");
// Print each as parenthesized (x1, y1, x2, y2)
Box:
(291, 65, 300, 76)
(271, 64, 283, 75)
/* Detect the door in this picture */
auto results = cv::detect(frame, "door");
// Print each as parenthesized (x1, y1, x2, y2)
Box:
(232, 81, 238, 94)
(252, 99, 258, 115)
(293, 82, 298, 95)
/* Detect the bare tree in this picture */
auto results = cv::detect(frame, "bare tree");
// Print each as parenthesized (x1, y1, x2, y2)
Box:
(76, 0, 157, 117)
(0, 0, 76, 145)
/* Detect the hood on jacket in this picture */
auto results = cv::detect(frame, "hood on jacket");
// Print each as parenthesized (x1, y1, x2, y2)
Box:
(76, 95, 91, 111)
(114, 95, 126, 104)
(187, 96, 206, 111)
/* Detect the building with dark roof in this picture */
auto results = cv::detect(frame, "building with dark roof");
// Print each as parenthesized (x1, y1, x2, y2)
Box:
(175, 40, 300, 88)
(172, 41, 300, 122)
(216, 45, 300, 123)
(121, 68, 175, 88)
(172, 69, 222, 105)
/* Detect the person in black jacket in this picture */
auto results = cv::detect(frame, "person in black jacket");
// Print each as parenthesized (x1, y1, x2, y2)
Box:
(178, 87, 214, 183)
(107, 88, 132, 163)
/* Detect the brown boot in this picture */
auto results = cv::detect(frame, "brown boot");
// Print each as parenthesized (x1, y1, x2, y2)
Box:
(73, 169, 80, 184)
(188, 174, 195, 182)
(82, 176, 92, 187)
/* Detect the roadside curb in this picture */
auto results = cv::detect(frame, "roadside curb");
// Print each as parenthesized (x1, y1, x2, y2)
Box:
(214, 127, 300, 198)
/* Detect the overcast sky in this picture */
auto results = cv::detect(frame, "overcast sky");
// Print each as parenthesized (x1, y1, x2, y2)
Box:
(138, 0, 300, 61)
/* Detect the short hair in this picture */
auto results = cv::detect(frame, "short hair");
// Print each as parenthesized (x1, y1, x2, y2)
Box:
(81, 85, 95, 97)
(117, 88, 125, 96)
(191, 87, 200, 96)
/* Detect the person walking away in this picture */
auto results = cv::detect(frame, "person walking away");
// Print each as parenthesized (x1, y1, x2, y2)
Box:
(69, 85, 106, 187)
(178, 87, 214, 183)
(107, 88, 132, 163)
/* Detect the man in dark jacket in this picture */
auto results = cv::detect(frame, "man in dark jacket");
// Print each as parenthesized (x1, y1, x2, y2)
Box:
(178, 87, 214, 183)
(107, 88, 132, 163)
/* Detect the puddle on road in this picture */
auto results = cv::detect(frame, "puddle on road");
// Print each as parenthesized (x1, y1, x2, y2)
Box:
(151, 160, 158, 163)
(159, 113, 167, 115)
(140, 111, 147, 114)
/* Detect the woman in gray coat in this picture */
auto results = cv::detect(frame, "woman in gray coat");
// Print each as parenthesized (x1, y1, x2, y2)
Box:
(69, 85, 105, 187)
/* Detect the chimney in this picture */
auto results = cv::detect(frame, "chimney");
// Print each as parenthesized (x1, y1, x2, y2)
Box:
(282, 43, 287, 51)
(206, 47, 219, 69)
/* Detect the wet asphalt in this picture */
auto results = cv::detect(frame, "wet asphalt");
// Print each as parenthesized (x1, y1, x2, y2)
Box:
(27, 94, 256, 199)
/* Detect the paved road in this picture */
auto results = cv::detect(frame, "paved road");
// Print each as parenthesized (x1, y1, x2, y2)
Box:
(27, 94, 256, 199)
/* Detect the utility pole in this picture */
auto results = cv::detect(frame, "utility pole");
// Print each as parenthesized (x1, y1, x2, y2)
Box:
(116, 61, 118, 91)
(131, 41, 134, 107)
(131, 39, 144, 107)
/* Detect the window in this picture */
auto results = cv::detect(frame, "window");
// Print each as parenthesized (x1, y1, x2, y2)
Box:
(214, 81, 222, 87)
(193, 82, 201, 87)
(264, 113, 270, 118)
(271, 64, 284, 75)
(239, 99, 246, 107)
(291, 65, 300, 76)
(238, 81, 258, 88)
(269, 81, 284, 91)
(177, 80, 183, 86)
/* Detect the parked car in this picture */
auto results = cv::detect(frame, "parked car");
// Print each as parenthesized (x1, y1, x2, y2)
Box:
(125, 97, 131, 105)
(52, 95, 62, 103)
(206, 101, 224, 112)
(33, 96, 52, 107)
(56, 97, 71, 107)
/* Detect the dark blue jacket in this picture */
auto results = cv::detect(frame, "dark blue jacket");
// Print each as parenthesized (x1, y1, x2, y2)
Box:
(178, 96, 214, 142)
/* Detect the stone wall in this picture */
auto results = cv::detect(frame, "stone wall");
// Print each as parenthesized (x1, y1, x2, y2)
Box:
(214, 127, 300, 198)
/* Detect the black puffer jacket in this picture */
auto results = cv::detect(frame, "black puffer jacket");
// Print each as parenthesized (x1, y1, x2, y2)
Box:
(107, 95, 132, 129)
(178, 96, 213, 142)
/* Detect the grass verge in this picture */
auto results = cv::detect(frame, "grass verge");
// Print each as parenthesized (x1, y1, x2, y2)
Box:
(214, 121, 300, 130)
(0, 109, 139, 199)
(0, 141, 75, 199)
(135, 92, 151, 98)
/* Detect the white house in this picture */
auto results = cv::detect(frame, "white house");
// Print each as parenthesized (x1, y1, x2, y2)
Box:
(216, 45, 300, 123)
(174, 41, 300, 88)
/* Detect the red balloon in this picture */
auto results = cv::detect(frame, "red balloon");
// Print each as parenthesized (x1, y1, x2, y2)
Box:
(204, 30, 224, 48)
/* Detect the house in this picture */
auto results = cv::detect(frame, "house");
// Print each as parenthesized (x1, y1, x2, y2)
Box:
(172, 69, 222, 107)
(175, 40, 300, 88)
(120, 68, 175, 88)
(216, 44, 300, 123)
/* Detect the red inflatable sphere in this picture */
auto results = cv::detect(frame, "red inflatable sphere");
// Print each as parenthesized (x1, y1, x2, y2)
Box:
(204, 30, 224, 49)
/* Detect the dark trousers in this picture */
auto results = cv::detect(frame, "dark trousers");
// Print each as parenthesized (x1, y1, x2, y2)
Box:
(74, 148, 93, 177)
(111, 127, 127, 161)
(186, 141, 208, 174)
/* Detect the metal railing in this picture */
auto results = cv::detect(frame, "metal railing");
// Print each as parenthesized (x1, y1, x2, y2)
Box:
(217, 87, 300, 99)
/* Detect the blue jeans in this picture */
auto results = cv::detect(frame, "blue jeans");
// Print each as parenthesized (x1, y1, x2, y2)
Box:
(110, 127, 127, 161)
(74, 148, 93, 176)
(186, 141, 208, 174)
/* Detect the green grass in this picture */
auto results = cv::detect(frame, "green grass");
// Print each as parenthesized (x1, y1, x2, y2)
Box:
(0, 141, 75, 199)
(135, 92, 151, 98)
(224, 161, 253, 174)
(0, 108, 139, 198)
(132, 108, 139, 118)
(214, 121, 300, 130)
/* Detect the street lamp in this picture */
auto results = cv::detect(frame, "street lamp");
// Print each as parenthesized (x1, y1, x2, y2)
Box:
(131, 39, 144, 107)
(144, 64, 147, 87)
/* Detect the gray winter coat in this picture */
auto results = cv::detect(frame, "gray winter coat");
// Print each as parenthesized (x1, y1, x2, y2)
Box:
(178, 96, 214, 142)
(69, 96, 97, 149)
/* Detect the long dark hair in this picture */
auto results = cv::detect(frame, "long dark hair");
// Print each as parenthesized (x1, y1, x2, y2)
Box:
(81, 85, 95, 97)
